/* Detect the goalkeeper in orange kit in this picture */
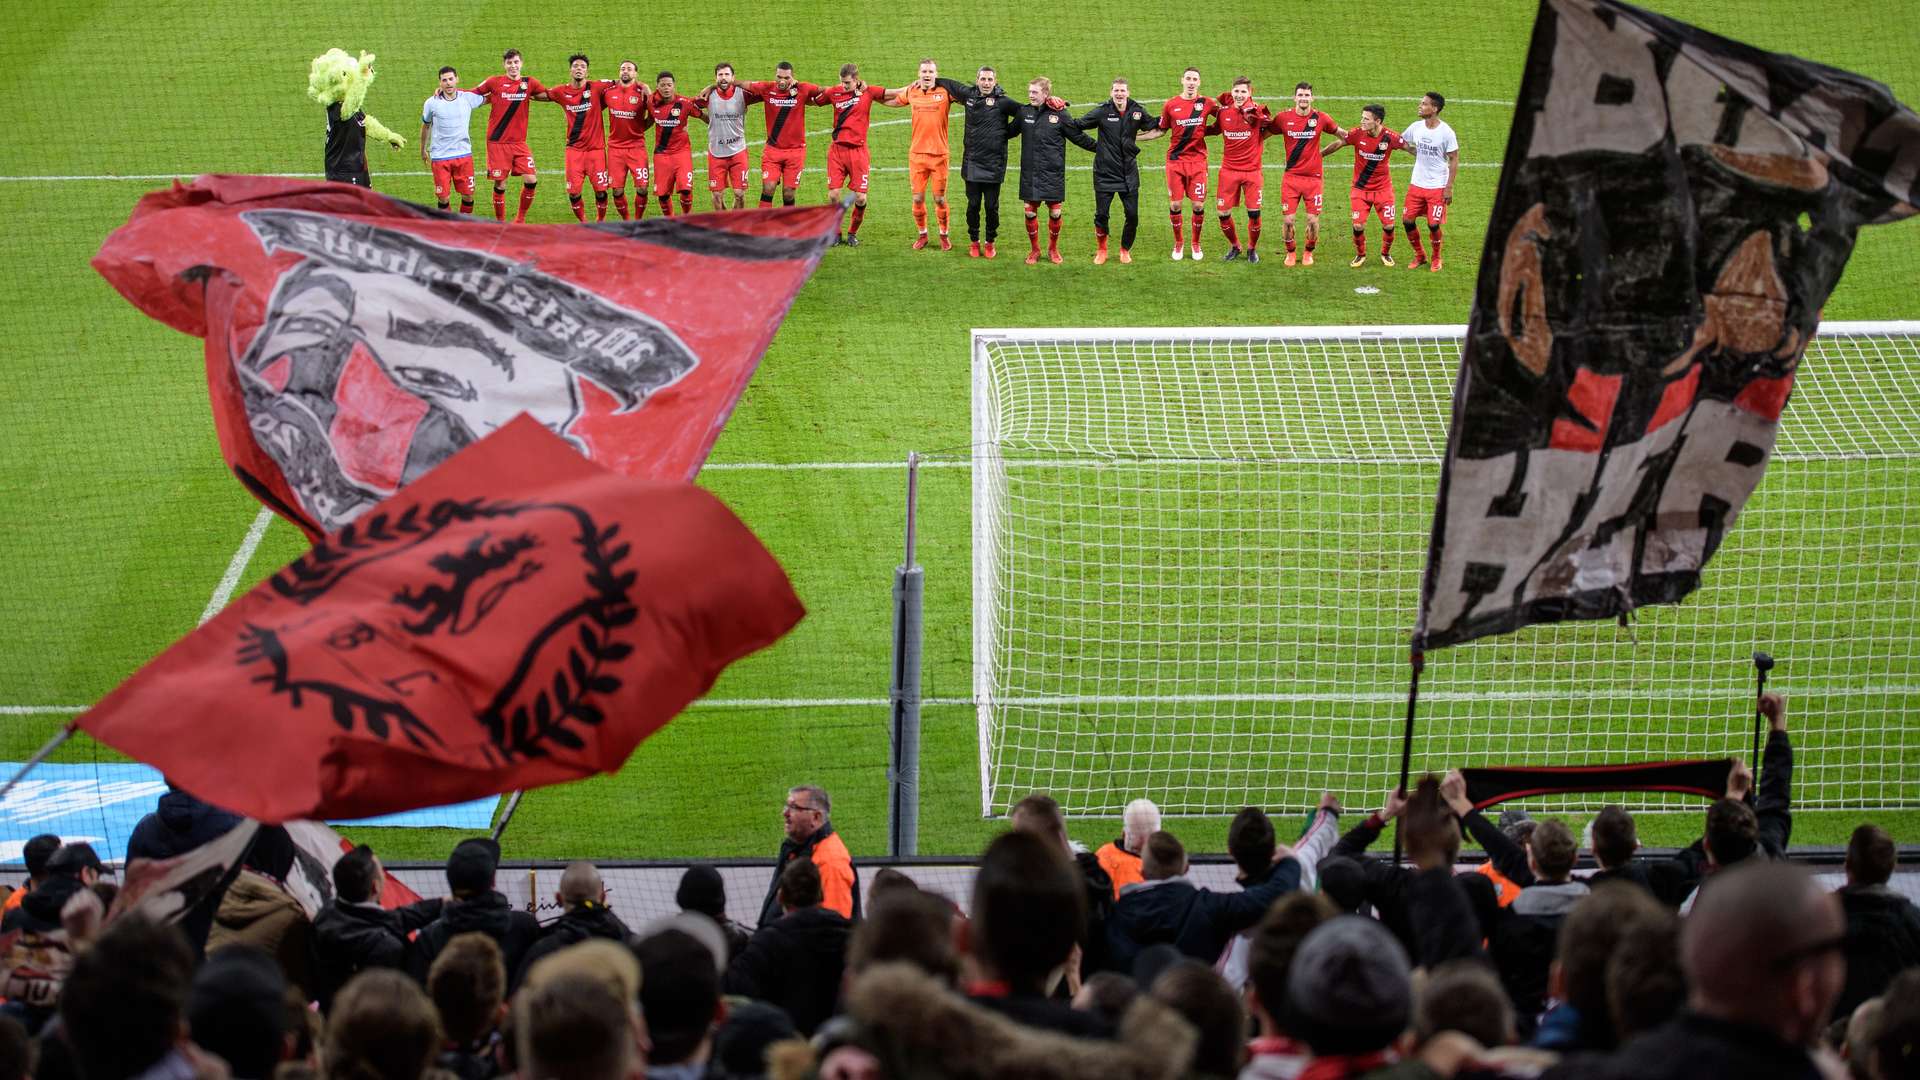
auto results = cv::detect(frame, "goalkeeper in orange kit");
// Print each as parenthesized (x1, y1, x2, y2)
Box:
(887, 59, 964, 250)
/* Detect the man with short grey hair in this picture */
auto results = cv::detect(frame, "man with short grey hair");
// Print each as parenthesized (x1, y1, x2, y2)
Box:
(757, 785, 859, 926)
(1096, 797, 1160, 898)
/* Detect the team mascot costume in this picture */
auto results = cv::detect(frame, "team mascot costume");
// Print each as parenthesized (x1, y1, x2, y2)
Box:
(309, 48, 406, 187)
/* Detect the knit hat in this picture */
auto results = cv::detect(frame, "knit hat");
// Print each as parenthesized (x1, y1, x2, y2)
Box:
(676, 864, 727, 920)
(446, 837, 501, 894)
(1283, 915, 1412, 1055)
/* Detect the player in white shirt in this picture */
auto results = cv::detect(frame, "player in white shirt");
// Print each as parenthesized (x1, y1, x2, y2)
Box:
(421, 66, 485, 213)
(1400, 92, 1460, 272)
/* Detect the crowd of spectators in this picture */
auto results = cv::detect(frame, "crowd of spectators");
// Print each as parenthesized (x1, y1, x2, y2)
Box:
(1, 695, 1918, 1079)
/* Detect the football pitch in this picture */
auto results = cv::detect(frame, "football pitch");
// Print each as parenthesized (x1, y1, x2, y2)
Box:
(2, 0, 1917, 862)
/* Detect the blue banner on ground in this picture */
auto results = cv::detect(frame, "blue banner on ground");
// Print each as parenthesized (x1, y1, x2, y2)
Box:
(0, 763, 496, 864)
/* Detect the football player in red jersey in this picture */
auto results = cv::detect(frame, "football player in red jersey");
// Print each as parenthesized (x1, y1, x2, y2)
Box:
(546, 54, 613, 223)
(814, 63, 893, 246)
(1327, 104, 1408, 267)
(600, 60, 653, 220)
(1268, 81, 1347, 266)
(647, 73, 704, 216)
(467, 49, 549, 222)
(741, 63, 824, 208)
(1212, 78, 1273, 263)
(1158, 67, 1219, 261)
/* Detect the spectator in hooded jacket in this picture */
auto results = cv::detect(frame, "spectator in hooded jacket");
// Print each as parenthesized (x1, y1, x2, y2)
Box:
(0, 842, 104, 1033)
(1096, 797, 1161, 899)
(514, 862, 631, 986)
(727, 857, 851, 1035)
(1107, 830, 1300, 974)
(208, 825, 316, 1001)
(408, 838, 541, 989)
(126, 785, 244, 961)
(1834, 824, 1920, 1021)
(311, 844, 443, 1012)
(675, 864, 751, 962)
(758, 785, 859, 926)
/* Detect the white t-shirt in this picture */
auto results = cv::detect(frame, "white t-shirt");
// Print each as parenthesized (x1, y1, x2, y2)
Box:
(421, 91, 485, 161)
(1405, 119, 1459, 190)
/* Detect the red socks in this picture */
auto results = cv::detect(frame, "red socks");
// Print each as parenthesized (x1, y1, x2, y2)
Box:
(1405, 226, 1427, 261)
(1353, 229, 1365, 256)
(659, 195, 674, 217)
(1248, 216, 1262, 251)
(1190, 216, 1203, 246)
(1382, 227, 1395, 254)
(1048, 207, 1062, 247)
(493, 191, 507, 220)
(611, 192, 630, 220)
(1220, 216, 1239, 247)
(1171, 209, 1184, 238)
(515, 185, 535, 224)
(569, 195, 586, 223)
(1430, 225, 1444, 260)
(849, 204, 866, 237)
(1026, 214, 1041, 249)
(680, 192, 692, 215)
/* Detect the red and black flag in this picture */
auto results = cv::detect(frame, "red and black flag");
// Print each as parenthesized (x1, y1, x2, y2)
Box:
(74, 417, 805, 823)
(92, 175, 840, 540)
(1414, 0, 1917, 650)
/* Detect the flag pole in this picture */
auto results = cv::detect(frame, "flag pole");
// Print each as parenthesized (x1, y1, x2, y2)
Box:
(0, 724, 77, 805)
(1750, 651, 1774, 785)
(1390, 650, 1426, 865)
(492, 790, 525, 844)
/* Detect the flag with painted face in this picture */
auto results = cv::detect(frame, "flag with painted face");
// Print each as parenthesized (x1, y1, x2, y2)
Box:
(74, 417, 805, 823)
(93, 175, 841, 540)
(1414, 0, 1918, 650)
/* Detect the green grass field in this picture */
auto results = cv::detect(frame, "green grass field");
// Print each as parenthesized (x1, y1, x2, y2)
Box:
(2, 0, 1916, 862)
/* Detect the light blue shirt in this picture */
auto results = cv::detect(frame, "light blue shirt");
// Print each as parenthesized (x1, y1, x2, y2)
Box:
(421, 91, 485, 161)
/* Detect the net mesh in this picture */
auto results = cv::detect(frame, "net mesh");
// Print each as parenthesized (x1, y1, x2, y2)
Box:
(972, 324, 1920, 817)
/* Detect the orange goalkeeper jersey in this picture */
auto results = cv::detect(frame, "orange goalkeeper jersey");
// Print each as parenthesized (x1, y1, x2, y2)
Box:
(902, 84, 955, 157)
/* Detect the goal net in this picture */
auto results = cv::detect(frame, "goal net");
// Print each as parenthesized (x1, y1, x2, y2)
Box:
(971, 323, 1920, 818)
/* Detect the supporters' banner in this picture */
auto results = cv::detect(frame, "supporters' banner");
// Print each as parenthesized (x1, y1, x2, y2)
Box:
(1414, 0, 1918, 649)
(93, 175, 840, 540)
(1459, 759, 1733, 810)
(75, 417, 805, 823)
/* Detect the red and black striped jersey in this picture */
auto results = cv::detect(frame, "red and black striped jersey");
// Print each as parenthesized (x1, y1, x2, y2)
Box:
(741, 80, 824, 150)
(600, 81, 652, 146)
(1342, 126, 1406, 191)
(648, 95, 703, 155)
(468, 75, 547, 144)
(814, 83, 889, 148)
(547, 80, 611, 151)
(1269, 107, 1338, 178)
(1158, 95, 1218, 161)
(1216, 102, 1272, 172)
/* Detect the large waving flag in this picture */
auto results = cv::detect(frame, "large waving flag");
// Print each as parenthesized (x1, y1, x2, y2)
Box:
(75, 417, 805, 823)
(1414, 0, 1918, 650)
(93, 176, 840, 539)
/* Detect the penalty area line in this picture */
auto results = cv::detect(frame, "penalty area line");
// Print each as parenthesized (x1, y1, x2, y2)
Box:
(199, 507, 275, 626)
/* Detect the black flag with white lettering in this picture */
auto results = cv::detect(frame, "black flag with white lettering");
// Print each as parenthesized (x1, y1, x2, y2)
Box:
(1413, 0, 1918, 651)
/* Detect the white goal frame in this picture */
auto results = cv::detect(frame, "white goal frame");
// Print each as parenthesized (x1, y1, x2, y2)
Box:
(970, 320, 1920, 818)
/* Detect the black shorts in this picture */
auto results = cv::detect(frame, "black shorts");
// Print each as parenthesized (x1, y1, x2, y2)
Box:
(327, 170, 372, 188)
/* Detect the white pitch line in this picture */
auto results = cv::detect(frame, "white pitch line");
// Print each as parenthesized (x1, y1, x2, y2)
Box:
(197, 507, 274, 625)
(14, 683, 1919, 716)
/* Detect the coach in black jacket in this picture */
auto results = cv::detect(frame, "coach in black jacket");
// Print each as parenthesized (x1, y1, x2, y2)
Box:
(1063, 78, 1165, 261)
(1011, 79, 1096, 264)
(932, 70, 1021, 252)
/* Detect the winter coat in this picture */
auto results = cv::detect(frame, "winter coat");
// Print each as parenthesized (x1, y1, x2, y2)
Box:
(127, 790, 246, 861)
(758, 823, 860, 927)
(726, 904, 852, 1035)
(1013, 102, 1097, 203)
(1677, 728, 1795, 913)
(1460, 808, 1590, 1030)
(1835, 882, 1920, 1019)
(1072, 850, 1117, 977)
(931, 77, 1021, 183)
(310, 897, 443, 1011)
(842, 962, 1195, 1080)
(1328, 819, 1500, 959)
(1586, 859, 1696, 908)
(408, 891, 542, 989)
(1064, 99, 1161, 192)
(514, 902, 632, 986)
(1108, 859, 1302, 973)
(1539, 1011, 1823, 1080)
(207, 869, 316, 999)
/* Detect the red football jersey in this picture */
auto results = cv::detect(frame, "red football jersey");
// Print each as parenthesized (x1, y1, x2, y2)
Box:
(1343, 127, 1406, 191)
(815, 83, 889, 147)
(1158, 95, 1217, 161)
(1270, 107, 1338, 177)
(600, 81, 653, 145)
(468, 74, 547, 143)
(649, 95, 702, 155)
(547, 80, 612, 151)
(1216, 102, 1272, 172)
(741, 80, 823, 149)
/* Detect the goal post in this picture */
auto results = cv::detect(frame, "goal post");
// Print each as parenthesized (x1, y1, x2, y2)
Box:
(970, 322, 1920, 819)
